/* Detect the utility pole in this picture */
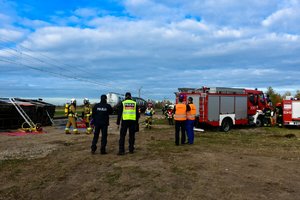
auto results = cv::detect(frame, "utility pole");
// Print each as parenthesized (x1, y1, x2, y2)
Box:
(138, 86, 143, 98)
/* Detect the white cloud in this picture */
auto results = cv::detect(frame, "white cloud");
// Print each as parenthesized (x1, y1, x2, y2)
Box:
(261, 7, 300, 33)
(0, 29, 24, 41)
(124, 0, 183, 21)
(20, 18, 50, 28)
(1, 0, 300, 101)
(213, 27, 243, 38)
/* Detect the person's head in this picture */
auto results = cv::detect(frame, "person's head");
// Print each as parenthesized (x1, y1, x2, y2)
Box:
(70, 98, 76, 105)
(100, 94, 107, 103)
(188, 97, 193, 103)
(83, 98, 89, 105)
(178, 94, 184, 103)
(125, 92, 132, 99)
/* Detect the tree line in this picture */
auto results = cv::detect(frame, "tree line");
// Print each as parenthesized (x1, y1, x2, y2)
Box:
(266, 86, 300, 106)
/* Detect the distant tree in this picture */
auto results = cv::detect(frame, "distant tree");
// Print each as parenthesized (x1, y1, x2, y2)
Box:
(154, 100, 173, 109)
(282, 91, 292, 100)
(295, 90, 300, 99)
(265, 86, 282, 106)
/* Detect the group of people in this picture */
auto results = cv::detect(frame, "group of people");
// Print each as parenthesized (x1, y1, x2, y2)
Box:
(64, 93, 199, 155)
(263, 102, 283, 127)
(173, 95, 196, 145)
(64, 98, 93, 135)
(65, 92, 139, 155)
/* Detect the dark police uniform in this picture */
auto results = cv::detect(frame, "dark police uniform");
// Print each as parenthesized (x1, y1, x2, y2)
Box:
(91, 95, 113, 154)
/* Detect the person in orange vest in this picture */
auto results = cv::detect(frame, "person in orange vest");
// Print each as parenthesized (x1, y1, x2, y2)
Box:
(173, 94, 190, 146)
(186, 97, 196, 144)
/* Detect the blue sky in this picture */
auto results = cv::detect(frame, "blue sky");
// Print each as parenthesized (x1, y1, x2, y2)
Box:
(1, 0, 300, 105)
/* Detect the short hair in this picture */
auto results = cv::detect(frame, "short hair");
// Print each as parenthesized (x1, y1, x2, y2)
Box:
(125, 92, 131, 98)
(101, 94, 107, 101)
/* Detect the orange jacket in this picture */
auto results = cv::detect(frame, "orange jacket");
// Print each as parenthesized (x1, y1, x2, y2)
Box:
(174, 103, 187, 121)
(187, 103, 196, 120)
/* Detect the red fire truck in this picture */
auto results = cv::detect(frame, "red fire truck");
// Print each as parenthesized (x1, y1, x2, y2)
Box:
(176, 87, 268, 132)
(282, 98, 300, 126)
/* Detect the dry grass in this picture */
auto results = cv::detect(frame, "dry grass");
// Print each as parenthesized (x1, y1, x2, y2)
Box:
(0, 117, 300, 200)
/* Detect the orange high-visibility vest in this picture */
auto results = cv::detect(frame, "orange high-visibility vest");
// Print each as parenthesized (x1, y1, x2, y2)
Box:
(174, 104, 187, 121)
(187, 103, 196, 120)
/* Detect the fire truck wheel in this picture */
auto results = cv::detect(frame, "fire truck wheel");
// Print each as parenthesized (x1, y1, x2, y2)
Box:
(221, 118, 232, 132)
(255, 116, 263, 127)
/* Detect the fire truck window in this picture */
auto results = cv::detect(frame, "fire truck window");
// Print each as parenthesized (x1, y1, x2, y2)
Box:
(259, 94, 266, 104)
(249, 95, 255, 104)
(254, 95, 258, 105)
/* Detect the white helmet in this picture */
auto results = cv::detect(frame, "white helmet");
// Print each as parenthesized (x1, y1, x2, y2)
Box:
(83, 98, 89, 104)
(70, 98, 76, 104)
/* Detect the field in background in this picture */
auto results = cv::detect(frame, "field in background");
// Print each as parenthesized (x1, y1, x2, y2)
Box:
(0, 115, 299, 200)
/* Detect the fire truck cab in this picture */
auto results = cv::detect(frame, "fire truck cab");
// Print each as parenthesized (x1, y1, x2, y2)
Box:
(176, 87, 267, 132)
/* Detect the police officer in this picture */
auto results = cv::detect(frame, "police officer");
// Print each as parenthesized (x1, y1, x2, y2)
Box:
(65, 98, 78, 134)
(173, 95, 190, 145)
(116, 92, 140, 155)
(91, 95, 113, 154)
(186, 97, 196, 144)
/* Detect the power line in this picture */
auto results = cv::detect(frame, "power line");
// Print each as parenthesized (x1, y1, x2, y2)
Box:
(0, 38, 166, 99)
(0, 58, 117, 89)
(0, 43, 125, 90)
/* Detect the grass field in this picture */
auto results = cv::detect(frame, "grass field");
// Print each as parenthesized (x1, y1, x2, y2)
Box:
(1, 115, 299, 200)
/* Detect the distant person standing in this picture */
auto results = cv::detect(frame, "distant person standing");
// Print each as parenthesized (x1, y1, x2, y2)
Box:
(82, 98, 93, 134)
(275, 102, 283, 127)
(173, 95, 190, 145)
(91, 95, 113, 154)
(166, 105, 174, 125)
(263, 104, 272, 127)
(186, 97, 196, 144)
(116, 92, 140, 155)
(144, 103, 155, 129)
(65, 98, 78, 134)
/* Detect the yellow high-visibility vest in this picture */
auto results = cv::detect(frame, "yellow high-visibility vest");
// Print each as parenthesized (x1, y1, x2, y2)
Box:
(122, 100, 136, 120)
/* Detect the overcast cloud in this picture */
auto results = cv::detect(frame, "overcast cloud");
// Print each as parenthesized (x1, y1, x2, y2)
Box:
(0, 0, 300, 104)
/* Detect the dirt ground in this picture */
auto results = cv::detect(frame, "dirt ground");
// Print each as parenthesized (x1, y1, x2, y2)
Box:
(0, 115, 300, 200)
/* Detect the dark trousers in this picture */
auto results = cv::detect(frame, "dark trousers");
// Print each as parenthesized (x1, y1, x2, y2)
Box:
(91, 125, 108, 152)
(277, 114, 283, 127)
(168, 117, 174, 125)
(119, 120, 136, 153)
(264, 116, 271, 126)
(175, 120, 186, 145)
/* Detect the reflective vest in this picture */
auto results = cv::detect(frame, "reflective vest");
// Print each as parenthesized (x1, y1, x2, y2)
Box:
(187, 103, 196, 120)
(122, 100, 137, 120)
(64, 103, 69, 116)
(145, 108, 154, 117)
(68, 104, 76, 117)
(174, 103, 187, 121)
(84, 105, 92, 116)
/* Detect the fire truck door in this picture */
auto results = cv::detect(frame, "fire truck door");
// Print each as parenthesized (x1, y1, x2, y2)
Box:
(292, 101, 300, 119)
